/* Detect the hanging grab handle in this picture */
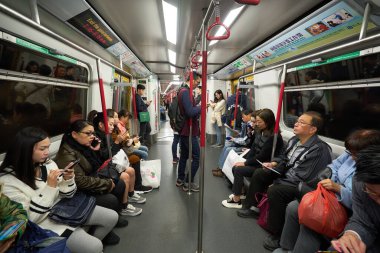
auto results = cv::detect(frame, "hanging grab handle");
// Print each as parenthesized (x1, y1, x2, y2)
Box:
(191, 50, 202, 65)
(234, 0, 260, 5)
(206, 2, 230, 41)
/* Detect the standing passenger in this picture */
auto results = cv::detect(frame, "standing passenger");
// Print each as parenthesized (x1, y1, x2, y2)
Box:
(176, 72, 202, 192)
(135, 84, 152, 147)
(209, 90, 226, 148)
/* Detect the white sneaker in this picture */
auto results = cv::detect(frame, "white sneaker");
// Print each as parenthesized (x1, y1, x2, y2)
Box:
(228, 193, 246, 200)
(222, 199, 242, 209)
(129, 193, 146, 204)
(120, 204, 142, 216)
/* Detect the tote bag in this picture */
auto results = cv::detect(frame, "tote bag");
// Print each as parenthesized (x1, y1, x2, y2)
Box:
(140, 159, 161, 188)
(112, 149, 130, 172)
(139, 112, 150, 122)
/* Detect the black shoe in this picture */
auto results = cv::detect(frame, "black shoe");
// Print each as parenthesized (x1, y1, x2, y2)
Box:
(115, 216, 128, 228)
(135, 185, 153, 193)
(237, 208, 259, 218)
(263, 234, 280, 251)
(103, 231, 120, 245)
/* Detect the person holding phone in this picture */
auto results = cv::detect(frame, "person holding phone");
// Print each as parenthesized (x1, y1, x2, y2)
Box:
(209, 90, 226, 148)
(0, 185, 27, 253)
(0, 127, 119, 253)
(135, 84, 152, 147)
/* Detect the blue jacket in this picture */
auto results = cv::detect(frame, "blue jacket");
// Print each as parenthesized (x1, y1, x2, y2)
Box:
(178, 86, 201, 136)
(328, 152, 356, 209)
(135, 93, 148, 113)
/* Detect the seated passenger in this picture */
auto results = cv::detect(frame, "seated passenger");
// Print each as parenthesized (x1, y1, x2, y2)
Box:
(212, 109, 254, 177)
(117, 109, 131, 134)
(331, 145, 380, 253)
(0, 184, 28, 253)
(0, 127, 118, 253)
(54, 120, 144, 217)
(222, 108, 283, 208)
(274, 129, 380, 253)
(237, 111, 332, 251)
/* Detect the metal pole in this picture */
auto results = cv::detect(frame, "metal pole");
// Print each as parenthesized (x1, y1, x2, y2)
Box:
(187, 71, 194, 195)
(29, 0, 40, 24)
(359, 2, 371, 40)
(197, 23, 208, 253)
(96, 58, 112, 158)
(271, 64, 287, 160)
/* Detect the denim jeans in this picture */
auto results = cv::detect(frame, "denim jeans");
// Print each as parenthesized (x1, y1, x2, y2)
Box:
(172, 133, 180, 159)
(213, 123, 222, 145)
(178, 135, 200, 182)
(133, 146, 148, 160)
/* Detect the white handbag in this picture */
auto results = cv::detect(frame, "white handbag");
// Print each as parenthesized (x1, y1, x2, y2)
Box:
(112, 149, 130, 173)
(140, 159, 161, 188)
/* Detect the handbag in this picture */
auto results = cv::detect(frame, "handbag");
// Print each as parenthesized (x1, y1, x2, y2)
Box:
(49, 191, 96, 227)
(139, 111, 150, 122)
(255, 193, 271, 232)
(298, 183, 348, 238)
(112, 149, 130, 172)
(140, 159, 161, 188)
(97, 159, 120, 182)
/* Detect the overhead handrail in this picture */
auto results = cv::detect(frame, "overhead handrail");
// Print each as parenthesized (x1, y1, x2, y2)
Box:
(191, 50, 202, 65)
(206, 1, 231, 41)
(234, 0, 260, 5)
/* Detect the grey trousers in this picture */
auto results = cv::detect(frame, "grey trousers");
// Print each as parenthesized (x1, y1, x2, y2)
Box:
(66, 205, 118, 253)
(280, 200, 325, 253)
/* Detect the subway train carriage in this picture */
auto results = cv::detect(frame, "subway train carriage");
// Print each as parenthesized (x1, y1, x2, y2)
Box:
(0, 0, 380, 252)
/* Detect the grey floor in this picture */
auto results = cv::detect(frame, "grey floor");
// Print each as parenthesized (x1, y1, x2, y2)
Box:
(105, 119, 270, 253)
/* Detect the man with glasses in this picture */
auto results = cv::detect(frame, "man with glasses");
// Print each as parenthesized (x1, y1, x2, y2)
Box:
(332, 145, 380, 253)
(237, 111, 332, 250)
(175, 72, 202, 192)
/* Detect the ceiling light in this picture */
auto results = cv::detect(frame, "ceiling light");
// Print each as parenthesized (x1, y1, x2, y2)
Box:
(168, 49, 176, 64)
(170, 66, 176, 73)
(162, 1, 177, 45)
(209, 6, 245, 46)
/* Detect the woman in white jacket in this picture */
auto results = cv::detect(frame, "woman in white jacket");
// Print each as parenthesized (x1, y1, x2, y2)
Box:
(209, 90, 226, 147)
(0, 127, 118, 253)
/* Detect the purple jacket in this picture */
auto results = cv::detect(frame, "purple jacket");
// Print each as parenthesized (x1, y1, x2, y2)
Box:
(178, 87, 201, 136)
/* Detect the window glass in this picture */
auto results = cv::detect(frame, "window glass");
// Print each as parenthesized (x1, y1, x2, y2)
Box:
(286, 52, 380, 87)
(283, 87, 380, 141)
(0, 80, 87, 154)
(0, 40, 88, 83)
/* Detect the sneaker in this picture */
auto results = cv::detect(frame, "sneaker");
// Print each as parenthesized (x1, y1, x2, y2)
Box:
(228, 193, 246, 200)
(129, 193, 146, 204)
(182, 182, 200, 192)
(263, 234, 281, 251)
(135, 185, 153, 194)
(120, 204, 142, 216)
(102, 231, 120, 245)
(173, 157, 179, 164)
(216, 144, 224, 148)
(176, 179, 184, 187)
(222, 198, 242, 209)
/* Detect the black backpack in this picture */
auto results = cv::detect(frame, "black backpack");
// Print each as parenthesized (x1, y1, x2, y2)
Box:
(168, 88, 187, 132)
(225, 103, 244, 129)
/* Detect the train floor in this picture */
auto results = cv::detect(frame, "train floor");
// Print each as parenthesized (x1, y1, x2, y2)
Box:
(105, 119, 270, 253)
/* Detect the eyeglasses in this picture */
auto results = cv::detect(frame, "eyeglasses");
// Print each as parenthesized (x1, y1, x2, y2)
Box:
(363, 184, 380, 198)
(79, 131, 95, 136)
(295, 120, 313, 127)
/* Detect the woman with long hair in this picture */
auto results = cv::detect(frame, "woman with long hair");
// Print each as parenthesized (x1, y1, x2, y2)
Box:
(55, 119, 144, 217)
(209, 90, 226, 147)
(222, 108, 284, 208)
(0, 127, 118, 253)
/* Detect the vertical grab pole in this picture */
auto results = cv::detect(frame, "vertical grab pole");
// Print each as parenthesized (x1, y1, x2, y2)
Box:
(96, 58, 112, 158)
(197, 23, 207, 253)
(359, 2, 371, 40)
(187, 71, 194, 195)
(271, 65, 287, 160)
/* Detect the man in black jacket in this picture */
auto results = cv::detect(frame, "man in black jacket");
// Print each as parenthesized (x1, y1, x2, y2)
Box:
(237, 111, 332, 250)
(135, 84, 152, 146)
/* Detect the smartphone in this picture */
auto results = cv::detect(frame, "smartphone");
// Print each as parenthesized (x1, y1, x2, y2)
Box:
(91, 138, 100, 147)
(64, 159, 80, 171)
(0, 220, 26, 241)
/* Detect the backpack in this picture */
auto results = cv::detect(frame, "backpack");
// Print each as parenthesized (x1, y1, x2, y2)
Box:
(168, 88, 187, 132)
(8, 221, 70, 253)
(225, 103, 244, 129)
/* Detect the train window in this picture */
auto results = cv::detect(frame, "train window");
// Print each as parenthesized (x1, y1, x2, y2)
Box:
(283, 86, 380, 141)
(0, 79, 87, 154)
(286, 52, 380, 87)
(0, 39, 89, 83)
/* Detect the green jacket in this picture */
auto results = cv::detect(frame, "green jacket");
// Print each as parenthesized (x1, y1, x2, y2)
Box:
(54, 143, 113, 194)
(0, 191, 28, 238)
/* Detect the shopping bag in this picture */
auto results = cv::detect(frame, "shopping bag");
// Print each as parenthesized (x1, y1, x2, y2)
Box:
(298, 183, 348, 238)
(256, 193, 270, 232)
(140, 159, 161, 188)
(222, 149, 246, 182)
(139, 112, 150, 122)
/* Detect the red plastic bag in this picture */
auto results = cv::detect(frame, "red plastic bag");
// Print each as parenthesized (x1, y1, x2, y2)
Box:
(298, 183, 348, 238)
